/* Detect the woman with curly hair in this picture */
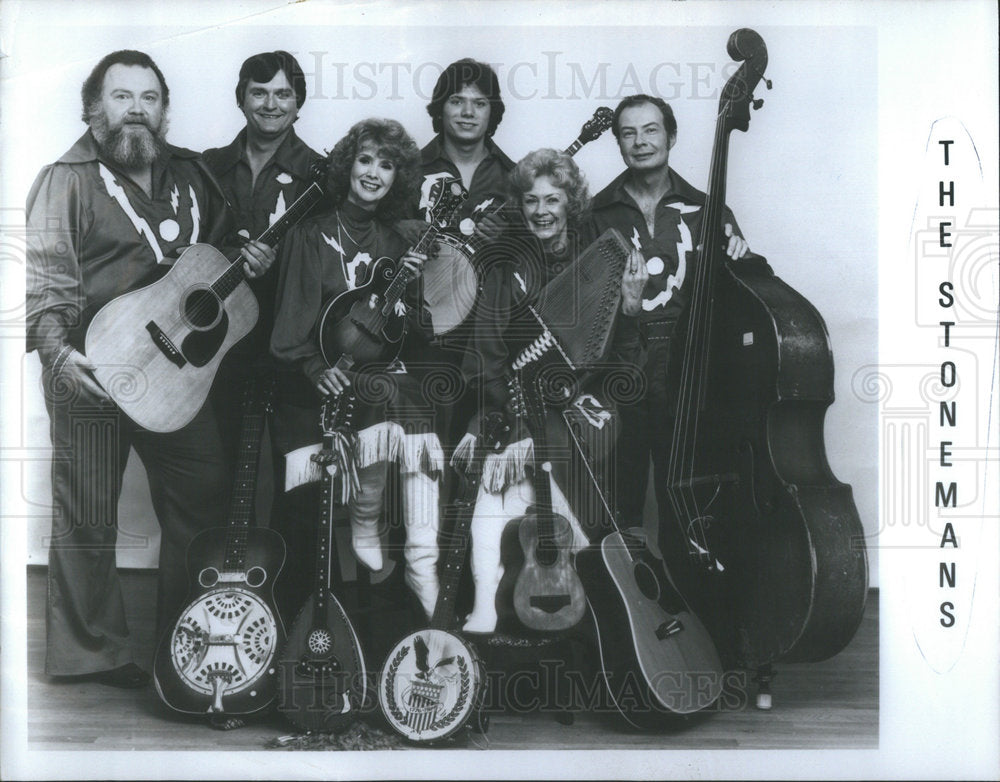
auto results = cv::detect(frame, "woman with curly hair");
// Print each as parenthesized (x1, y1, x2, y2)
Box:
(458, 148, 648, 633)
(269, 118, 442, 622)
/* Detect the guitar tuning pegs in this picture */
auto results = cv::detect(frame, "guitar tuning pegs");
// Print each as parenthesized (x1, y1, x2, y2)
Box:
(765, 78, 772, 90)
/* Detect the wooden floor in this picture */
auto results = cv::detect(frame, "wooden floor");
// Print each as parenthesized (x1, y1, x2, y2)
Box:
(24, 568, 877, 751)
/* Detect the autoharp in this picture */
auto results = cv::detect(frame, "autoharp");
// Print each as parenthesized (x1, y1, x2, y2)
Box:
(514, 227, 631, 374)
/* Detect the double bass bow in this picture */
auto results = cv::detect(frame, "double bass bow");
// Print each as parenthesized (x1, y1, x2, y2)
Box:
(660, 29, 868, 677)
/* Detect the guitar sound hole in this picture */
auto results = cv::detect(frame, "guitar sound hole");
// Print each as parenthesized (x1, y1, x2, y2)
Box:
(633, 561, 661, 602)
(536, 541, 558, 568)
(198, 567, 219, 588)
(183, 287, 222, 330)
(246, 566, 266, 588)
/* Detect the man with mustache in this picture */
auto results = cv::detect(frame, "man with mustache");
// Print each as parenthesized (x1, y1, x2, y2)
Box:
(202, 51, 322, 467)
(25, 50, 272, 688)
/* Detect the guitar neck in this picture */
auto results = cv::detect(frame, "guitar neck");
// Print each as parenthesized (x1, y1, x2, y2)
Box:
(377, 216, 449, 316)
(257, 182, 323, 248)
(429, 464, 480, 631)
(212, 182, 324, 302)
(223, 380, 273, 572)
(460, 131, 594, 251)
(521, 374, 558, 551)
(314, 442, 337, 607)
(313, 379, 355, 604)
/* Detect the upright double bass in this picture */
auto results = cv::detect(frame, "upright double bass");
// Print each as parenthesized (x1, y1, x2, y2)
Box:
(660, 29, 868, 675)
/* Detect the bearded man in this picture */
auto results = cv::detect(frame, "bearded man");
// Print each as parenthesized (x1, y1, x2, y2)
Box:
(25, 50, 272, 688)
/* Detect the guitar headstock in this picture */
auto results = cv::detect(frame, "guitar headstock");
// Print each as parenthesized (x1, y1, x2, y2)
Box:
(507, 370, 546, 434)
(478, 411, 511, 456)
(578, 106, 614, 144)
(240, 375, 276, 416)
(720, 28, 771, 134)
(427, 176, 469, 228)
(320, 389, 355, 436)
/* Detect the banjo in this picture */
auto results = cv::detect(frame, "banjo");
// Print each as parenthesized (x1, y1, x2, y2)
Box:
(378, 413, 509, 742)
(421, 106, 615, 337)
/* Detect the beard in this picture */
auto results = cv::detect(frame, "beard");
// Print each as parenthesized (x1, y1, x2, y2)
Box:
(88, 103, 169, 169)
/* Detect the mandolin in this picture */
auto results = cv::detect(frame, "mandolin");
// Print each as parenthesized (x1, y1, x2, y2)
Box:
(153, 376, 286, 716)
(276, 375, 367, 732)
(378, 413, 508, 743)
(85, 183, 324, 433)
(659, 29, 868, 675)
(318, 179, 467, 368)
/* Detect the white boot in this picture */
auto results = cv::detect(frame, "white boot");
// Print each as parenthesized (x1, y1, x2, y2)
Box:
(348, 462, 387, 572)
(401, 469, 440, 620)
(462, 479, 532, 633)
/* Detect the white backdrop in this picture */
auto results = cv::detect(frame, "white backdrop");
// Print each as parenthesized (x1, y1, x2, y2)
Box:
(2, 2, 998, 780)
(4, 8, 879, 575)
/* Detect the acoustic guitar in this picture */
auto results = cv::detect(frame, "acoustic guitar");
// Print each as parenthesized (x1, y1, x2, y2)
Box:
(378, 413, 508, 743)
(576, 529, 724, 728)
(318, 179, 467, 368)
(553, 410, 723, 729)
(85, 183, 324, 433)
(276, 377, 367, 732)
(503, 366, 587, 633)
(153, 376, 286, 717)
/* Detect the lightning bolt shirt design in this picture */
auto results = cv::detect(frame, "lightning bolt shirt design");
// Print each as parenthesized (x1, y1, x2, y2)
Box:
(588, 168, 745, 326)
(25, 131, 230, 353)
(201, 128, 324, 352)
(98, 163, 166, 262)
(415, 135, 515, 227)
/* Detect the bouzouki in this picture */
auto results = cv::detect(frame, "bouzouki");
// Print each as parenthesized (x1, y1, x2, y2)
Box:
(85, 182, 325, 433)
(318, 180, 468, 367)
(153, 376, 286, 716)
(276, 379, 367, 732)
(421, 106, 615, 336)
(502, 366, 587, 633)
(378, 413, 507, 742)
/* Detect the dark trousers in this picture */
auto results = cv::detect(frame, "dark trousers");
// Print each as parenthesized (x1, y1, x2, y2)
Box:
(209, 355, 282, 516)
(615, 328, 737, 663)
(614, 329, 674, 530)
(43, 368, 228, 676)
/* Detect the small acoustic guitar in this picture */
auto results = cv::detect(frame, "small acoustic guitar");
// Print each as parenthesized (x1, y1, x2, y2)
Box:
(503, 367, 587, 633)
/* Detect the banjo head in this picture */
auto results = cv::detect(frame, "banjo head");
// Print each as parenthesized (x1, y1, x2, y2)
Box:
(422, 234, 479, 336)
(378, 628, 484, 742)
